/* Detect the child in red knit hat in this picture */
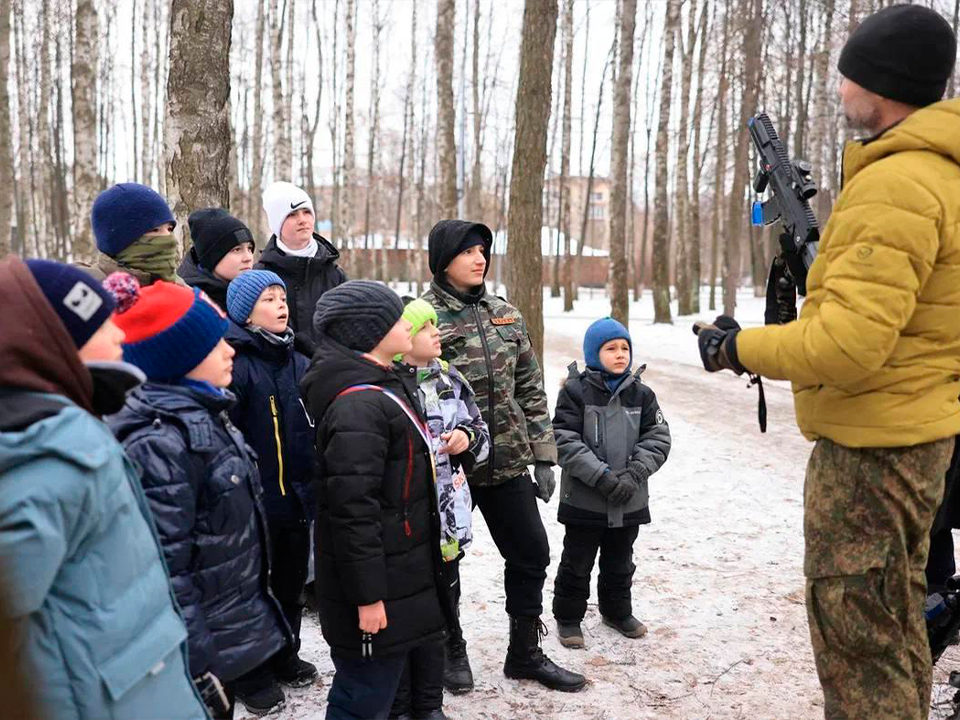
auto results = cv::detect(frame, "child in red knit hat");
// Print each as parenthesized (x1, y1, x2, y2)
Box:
(106, 280, 293, 719)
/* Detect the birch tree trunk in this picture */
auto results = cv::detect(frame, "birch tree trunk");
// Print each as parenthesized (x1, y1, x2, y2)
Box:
(436, 0, 457, 218)
(467, 0, 483, 220)
(608, 0, 636, 325)
(674, 0, 698, 316)
(506, 0, 558, 359)
(0, 0, 11, 256)
(270, 0, 291, 179)
(165, 0, 233, 250)
(651, 0, 680, 324)
(559, 0, 574, 311)
(722, 0, 762, 317)
(71, 0, 97, 261)
(251, 0, 267, 239)
(342, 0, 357, 244)
(709, 7, 730, 311)
(688, 0, 710, 314)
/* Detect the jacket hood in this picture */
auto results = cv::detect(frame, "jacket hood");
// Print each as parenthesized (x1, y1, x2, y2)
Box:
(301, 335, 402, 419)
(427, 220, 493, 280)
(259, 233, 341, 269)
(0, 396, 116, 474)
(110, 382, 234, 440)
(178, 250, 229, 301)
(0, 257, 95, 414)
(844, 98, 960, 181)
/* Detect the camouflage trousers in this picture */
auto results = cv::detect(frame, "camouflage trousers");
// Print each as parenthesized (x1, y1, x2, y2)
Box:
(804, 437, 953, 720)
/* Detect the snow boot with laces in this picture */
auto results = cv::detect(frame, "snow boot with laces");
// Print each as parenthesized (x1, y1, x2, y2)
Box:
(502, 616, 587, 692)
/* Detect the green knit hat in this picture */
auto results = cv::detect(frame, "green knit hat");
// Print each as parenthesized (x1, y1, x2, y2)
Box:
(394, 298, 439, 361)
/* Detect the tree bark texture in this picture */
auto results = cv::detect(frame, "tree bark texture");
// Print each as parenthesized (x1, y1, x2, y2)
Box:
(506, 0, 558, 359)
(559, 0, 574, 311)
(651, 0, 680, 324)
(608, 0, 636, 326)
(70, 0, 97, 261)
(0, 0, 14, 256)
(165, 0, 233, 248)
(436, 0, 458, 218)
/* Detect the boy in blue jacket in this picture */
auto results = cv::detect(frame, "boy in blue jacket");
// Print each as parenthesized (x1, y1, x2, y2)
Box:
(224, 270, 319, 691)
(0, 258, 208, 720)
(110, 280, 291, 718)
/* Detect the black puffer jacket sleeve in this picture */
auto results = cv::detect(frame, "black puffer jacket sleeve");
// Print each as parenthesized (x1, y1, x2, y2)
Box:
(553, 380, 609, 486)
(630, 387, 671, 480)
(124, 430, 217, 677)
(322, 394, 390, 606)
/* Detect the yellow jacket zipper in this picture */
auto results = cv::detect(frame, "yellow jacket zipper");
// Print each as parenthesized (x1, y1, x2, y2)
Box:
(269, 395, 286, 496)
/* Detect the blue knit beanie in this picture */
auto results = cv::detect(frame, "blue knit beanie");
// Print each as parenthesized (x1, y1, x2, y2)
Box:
(113, 281, 228, 382)
(25, 259, 116, 349)
(583, 317, 632, 373)
(91, 183, 177, 256)
(226, 270, 286, 325)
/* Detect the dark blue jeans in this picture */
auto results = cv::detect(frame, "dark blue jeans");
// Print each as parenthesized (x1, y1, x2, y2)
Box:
(326, 651, 407, 720)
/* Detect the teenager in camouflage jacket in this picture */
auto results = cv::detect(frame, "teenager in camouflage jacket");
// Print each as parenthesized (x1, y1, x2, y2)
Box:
(420, 219, 587, 695)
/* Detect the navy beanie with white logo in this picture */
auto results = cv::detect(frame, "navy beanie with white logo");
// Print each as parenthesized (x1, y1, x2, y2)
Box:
(25, 259, 116, 349)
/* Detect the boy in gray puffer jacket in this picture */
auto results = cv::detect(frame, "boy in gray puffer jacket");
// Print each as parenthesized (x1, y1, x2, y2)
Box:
(552, 317, 671, 649)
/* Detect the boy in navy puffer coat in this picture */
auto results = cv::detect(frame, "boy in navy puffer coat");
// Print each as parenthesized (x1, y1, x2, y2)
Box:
(224, 270, 319, 692)
(551, 318, 671, 650)
(108, 280, 291, 719)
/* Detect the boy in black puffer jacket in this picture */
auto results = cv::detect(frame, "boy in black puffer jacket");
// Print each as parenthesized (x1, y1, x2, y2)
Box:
(552, 318, 672, 649)
(301, 281, 452, 720)
(108, 280, 291, 719)
(224, 270, 320, 693)
(178, 208, 256, 311)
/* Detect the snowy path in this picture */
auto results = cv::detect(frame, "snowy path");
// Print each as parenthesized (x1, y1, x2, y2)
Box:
(239, 289, 960, 720)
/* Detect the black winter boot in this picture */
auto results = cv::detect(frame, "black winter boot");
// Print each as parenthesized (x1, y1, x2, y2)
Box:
(503, 616, 587, 692)
(443, 633, 474, 694)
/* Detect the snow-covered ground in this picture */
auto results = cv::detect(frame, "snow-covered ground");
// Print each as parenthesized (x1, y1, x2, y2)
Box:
(239, 288, 960, 720)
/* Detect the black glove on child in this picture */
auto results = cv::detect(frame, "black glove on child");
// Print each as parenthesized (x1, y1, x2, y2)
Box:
(596, 469, 638, 506)
(692, 315, 746, 375)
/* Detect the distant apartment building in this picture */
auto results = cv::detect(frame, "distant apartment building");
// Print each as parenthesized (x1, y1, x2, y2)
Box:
(543, 175, 611, 251)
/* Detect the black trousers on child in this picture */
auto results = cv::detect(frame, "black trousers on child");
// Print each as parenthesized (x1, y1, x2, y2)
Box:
(270, 520, 311, 653)
(468, 473, 551, 617)
(388, 640, 445, 719)
(234, 521, 311, 696)
(552, 524, 640, 623)
(326, 652, 407, 720)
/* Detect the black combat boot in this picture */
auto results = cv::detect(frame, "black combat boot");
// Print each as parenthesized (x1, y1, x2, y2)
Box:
(443, 622, 474, 694)
(502, 616, 587, 692)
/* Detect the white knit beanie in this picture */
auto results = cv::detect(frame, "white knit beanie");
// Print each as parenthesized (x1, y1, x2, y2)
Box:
(262, 181, 315, 240)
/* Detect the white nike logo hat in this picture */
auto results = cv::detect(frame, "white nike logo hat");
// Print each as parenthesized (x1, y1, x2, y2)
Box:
(262, 181, 315, 240)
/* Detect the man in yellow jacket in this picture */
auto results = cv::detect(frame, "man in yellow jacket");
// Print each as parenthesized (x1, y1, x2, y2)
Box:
(696, 6, 959, 719)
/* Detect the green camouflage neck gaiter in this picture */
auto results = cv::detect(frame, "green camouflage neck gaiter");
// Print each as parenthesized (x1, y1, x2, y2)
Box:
(114, 234, 179, 282)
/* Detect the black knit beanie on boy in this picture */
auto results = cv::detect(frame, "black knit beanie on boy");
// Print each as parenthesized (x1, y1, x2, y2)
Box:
(313, 280, 404, 353)
(838, 4, 956, 108)
(187, 208, 255, 272)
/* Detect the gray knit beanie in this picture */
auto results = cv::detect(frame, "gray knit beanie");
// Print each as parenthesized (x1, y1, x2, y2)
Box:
(313, 280, 404, 352)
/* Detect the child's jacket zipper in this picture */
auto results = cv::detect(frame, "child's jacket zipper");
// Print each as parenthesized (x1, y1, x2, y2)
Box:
(269, 395, 286, 496)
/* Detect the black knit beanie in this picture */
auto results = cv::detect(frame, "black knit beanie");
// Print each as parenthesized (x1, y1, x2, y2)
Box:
(188, 208, 255, 272)
(838, 4, 957, 108)
(313, 280, 404, 352)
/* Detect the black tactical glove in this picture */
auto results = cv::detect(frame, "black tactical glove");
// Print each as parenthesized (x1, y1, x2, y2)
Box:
(533, 462, 557, 503)
(692, 315, 746, 375)
(596, 469, 637, 506)
(194, 672, 231, 718)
